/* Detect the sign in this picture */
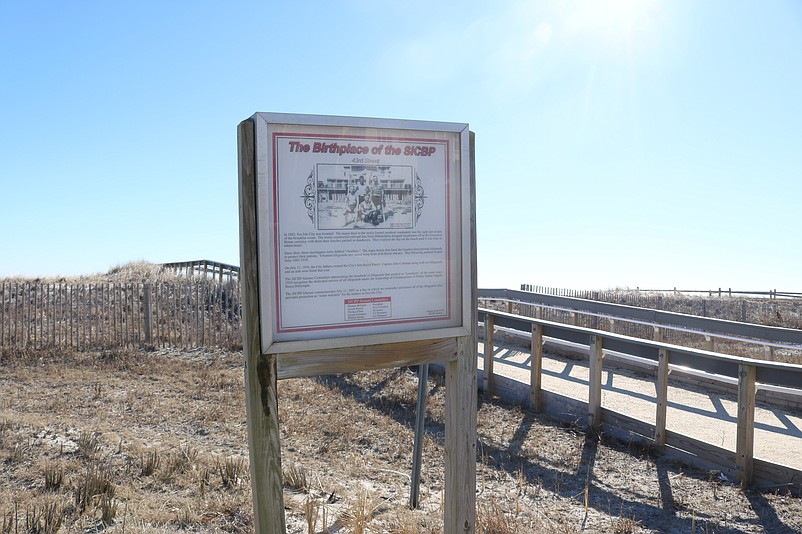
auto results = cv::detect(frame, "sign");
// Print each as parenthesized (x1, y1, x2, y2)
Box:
(252, 113, 471, 353)
(239, 114, 478, 533)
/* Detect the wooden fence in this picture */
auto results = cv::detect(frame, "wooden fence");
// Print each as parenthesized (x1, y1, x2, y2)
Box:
(0, 281, 242, 351)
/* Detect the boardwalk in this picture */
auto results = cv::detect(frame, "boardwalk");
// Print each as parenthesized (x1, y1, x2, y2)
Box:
(478, 338, 802, 476)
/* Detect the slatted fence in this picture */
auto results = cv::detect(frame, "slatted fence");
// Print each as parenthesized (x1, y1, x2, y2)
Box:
(520, 284, 802, 323)
(0, 281, 242, 351)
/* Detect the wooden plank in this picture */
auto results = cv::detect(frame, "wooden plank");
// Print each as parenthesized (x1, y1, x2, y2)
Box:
(4, 283, 8, 346)
(32, 283, 37, 348)
(179, 283, 185, 346)
(654, 348, 669, 446)
(195, 281, 200, 348)
(61, 284, 65, 347)
(77, 284, 83, 350)
(665, 429, 737, 475)
(737, 363, 756, 486)
(153, 284, 159, 348)
(14, 282, 18, 346)
(239, 118, 286, 534)
(588, 335, 603, 431)
(199, 282, 205, 347)
(89, 284, 94, 349)
(97, 284, 102, 350)
(2, 283, 6, 346)
(45, 283, 50, 346)
(24, 282, 29, 348)
(484, 314, 495, 396)
(236, 281, 242, 344)
(753, 458, 802, 493)
(278, 338, 458, 379)
(530, 324, 543, 412)
(124, 284, 129, 349)
(144, 284, 153, 346)
(66, 284, 70, 348)
(135, 283, 140, 346)
(1, 283, 5, 347)
(173, 283, 179, 347)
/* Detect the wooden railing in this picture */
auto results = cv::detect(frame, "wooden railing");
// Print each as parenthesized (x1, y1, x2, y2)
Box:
(521, 284, 802, 300)
(482, 288, 802, 361)
(478, 305, 802, 491)
(162, 259, 240, 283)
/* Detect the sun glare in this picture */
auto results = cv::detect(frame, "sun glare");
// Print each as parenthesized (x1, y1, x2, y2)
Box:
(571, 0, 655, 45)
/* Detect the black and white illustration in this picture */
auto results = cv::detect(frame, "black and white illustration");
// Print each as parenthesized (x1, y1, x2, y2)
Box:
(313, 164, 417, 230)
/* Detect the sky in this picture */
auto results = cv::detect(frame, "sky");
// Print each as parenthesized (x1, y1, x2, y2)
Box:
(1, 0, 800, 291)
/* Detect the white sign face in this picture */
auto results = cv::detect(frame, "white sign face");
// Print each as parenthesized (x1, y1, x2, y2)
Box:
(253, 113, 470, 352)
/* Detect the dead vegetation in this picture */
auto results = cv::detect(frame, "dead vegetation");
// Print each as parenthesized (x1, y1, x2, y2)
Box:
(1, 260, 190, 285)
(2, 346, 801, 533)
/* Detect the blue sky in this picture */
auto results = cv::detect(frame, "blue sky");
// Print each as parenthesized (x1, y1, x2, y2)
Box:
(1, 0, 800, 291)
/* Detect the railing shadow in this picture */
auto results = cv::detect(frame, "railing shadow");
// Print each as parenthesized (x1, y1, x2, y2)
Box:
(315, 370, 799, 534)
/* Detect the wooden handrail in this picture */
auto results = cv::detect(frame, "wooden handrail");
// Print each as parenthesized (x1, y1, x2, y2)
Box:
(478, 306, 802, 489)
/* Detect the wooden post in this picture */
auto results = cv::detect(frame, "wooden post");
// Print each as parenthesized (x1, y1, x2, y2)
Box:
(484, 314, 495, 397)
(445, 337, 477, 533)
(705, 335, 714, 352)
(654, 348, 669, 446)
(764, 345, 775, 361)
(239, 118, 286, 534)
(445, 130, 477, 533)
(588, 335, 603, 431)
(530, 324, 543, 412)
(736, 364, 756, 486)
(653, 326, 665, 342)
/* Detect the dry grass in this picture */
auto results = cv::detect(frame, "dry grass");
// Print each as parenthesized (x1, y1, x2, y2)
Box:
(0, 260, 177, 285)
(2, 346, 801, 533)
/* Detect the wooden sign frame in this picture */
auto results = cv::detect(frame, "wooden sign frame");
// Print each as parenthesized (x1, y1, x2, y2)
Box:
(238, 113, 477, 533)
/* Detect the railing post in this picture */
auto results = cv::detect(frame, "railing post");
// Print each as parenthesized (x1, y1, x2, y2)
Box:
(484, 314, 495, 397)
(654, 348, 669, 446)
(736, 364, 756, 486)
(588, 335, 603, 431)
(530, 324, 543, 412)
(764, 345, 774, 361)
(705, 335, 714, 352)
(653, 326, 665, 342)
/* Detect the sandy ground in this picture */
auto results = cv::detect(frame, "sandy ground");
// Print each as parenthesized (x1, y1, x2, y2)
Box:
(478, 340, 802, 474)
